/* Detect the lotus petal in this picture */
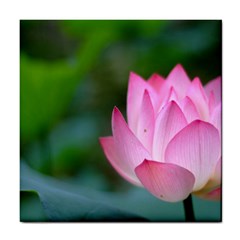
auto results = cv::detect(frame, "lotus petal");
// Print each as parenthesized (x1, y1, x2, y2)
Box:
(137, 90, 155, 153)
(152, 101, 187, 162)
(135, 159, 195, 202)
(99, 136, 141, 186)
(166, 64, 191, 99)
(165, 120, 220, 191)
(112, 107, 151, 172)
(204, 77, 221, 104)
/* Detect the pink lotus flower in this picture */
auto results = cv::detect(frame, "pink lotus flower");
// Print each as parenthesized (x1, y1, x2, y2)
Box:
(100, 64, 221, 202)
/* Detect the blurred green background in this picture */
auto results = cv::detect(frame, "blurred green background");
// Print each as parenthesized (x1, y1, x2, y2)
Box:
(20, 20, 222, 222)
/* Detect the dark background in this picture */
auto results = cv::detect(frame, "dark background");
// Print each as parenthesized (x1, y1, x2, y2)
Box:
(20, 20, 222, 222)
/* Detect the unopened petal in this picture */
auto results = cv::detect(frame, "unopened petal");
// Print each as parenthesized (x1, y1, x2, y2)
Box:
(158, 87, 178, 112)
(137, 90, 155, 153)
(148, 73, 165, 93)
(127, 72, 157, 133)
(187, 77, 209, 121)
(211, 103, 221, 139)
(180, 96, 200, 123)
(152, 101, 187, 162)
(208, 91, 216, 115)
(204, 77, 222, 105)
(127, 72, 147, 133)
(112, 107, 151, 172)
(166, 64, 191, 99)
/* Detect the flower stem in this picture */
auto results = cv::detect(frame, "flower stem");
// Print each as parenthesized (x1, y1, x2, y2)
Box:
(183, 194, 195, 222)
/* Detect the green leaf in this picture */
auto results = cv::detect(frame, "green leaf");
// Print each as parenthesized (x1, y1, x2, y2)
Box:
(192, 196, 221, 221)
(20, 191, 48, 222)
(20, 161, 147, 222)
(20, 161, 220, 222)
